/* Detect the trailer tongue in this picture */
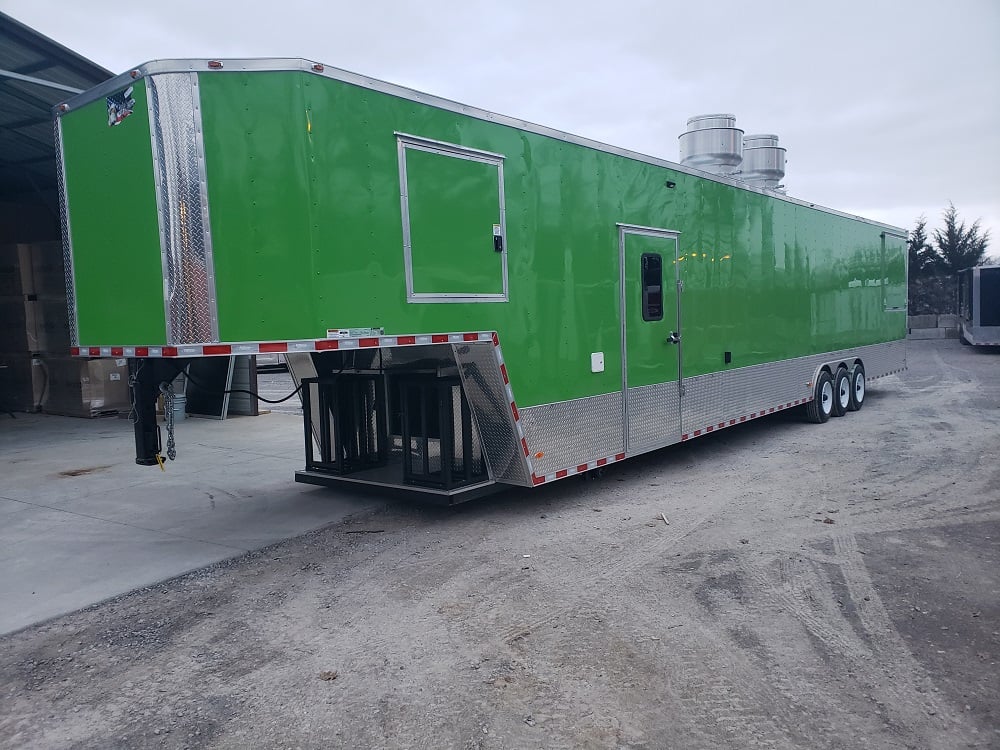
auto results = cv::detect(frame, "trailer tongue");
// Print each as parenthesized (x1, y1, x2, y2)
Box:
(54, 59, 907, 502)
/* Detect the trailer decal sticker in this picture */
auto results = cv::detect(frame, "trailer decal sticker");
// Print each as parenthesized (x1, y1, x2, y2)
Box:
(106, 86, 135, 127)
(327, 327, 384, 338)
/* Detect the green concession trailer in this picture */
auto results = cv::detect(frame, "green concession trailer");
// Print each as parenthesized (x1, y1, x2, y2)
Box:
(54, 58, 907, 501)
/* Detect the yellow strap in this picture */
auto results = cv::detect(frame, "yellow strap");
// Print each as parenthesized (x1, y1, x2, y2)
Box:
(155, 453, 165, 471)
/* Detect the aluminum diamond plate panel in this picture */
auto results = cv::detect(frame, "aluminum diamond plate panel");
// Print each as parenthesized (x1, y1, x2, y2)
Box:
(681, 340, 905, 435)
(148, 72, 219, 344)
(519, 392, 624, 477)
(627, 381, 681, 451)
(54, 118, 78, 346)
(453, 342, 531, 486)
(859, 339, 906, 378)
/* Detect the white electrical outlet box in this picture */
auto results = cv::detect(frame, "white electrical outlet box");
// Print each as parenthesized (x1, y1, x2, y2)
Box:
(590, 352, 605, 373)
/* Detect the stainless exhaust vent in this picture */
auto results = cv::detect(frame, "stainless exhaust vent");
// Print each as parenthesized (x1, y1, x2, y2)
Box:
(678, 114, 743, 176)
(741, 134, 786, 190)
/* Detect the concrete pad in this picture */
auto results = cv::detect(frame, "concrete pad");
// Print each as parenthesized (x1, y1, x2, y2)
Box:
(907, 328, 947, 339)
(908, 314, 938, 330)
(937, 313, 960, 328)
(0, 508, 243, 627)
(0, 497, 32, 517)
(0, 412, 380, 634)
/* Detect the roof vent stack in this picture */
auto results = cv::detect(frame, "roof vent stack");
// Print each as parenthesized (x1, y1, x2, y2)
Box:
(740, 134, 786, 190)
(678, 114, 744, 176)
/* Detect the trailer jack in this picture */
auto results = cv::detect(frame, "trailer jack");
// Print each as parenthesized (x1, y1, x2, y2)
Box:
(129, 358, 190, 466)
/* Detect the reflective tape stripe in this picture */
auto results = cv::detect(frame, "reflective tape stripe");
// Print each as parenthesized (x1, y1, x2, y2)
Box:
(73, 332, 495, 357)
(530, 452, 628, 485)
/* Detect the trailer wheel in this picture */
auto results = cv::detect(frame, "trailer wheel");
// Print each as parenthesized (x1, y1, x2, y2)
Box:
(848, 363, 866, 412)
(832, 367, 850, 417)
(804, 370, 834, 424)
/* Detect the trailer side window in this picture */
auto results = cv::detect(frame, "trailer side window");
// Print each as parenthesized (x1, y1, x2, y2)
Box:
(641, 253, 663, 321)
(396, 133, 508, 303)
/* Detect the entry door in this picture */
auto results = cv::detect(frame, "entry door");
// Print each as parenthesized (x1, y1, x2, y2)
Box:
(620, 225, 682, 450)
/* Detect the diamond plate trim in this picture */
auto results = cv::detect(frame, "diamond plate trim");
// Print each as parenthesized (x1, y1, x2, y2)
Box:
(519, 392, 624, 477)
(627, 381, 681, 451)
(681, 340, 906, 436)
(148, 73, 219, 345)
(453, 341, 531, 486)
(54, 117, 79, 346)
(858, 339, 906, 379)
(519, 340, 905, 466)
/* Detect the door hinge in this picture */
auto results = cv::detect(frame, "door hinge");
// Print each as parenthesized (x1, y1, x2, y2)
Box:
(677, 280, 684, 292)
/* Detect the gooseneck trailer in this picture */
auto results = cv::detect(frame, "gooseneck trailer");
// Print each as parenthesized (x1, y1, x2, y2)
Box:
(53, 59, 907, 502)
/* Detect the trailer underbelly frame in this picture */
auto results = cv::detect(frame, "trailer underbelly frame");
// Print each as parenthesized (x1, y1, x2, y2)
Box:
(101, 331, 905, 500)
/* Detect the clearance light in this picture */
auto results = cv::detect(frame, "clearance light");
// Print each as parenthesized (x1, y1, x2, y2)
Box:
(130, 70, 140, 79)
(312, 63, 324, 72)
(207, 60, 224, 69)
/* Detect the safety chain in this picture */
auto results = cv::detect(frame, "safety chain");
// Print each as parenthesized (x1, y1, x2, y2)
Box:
(160, 382, 177, 461)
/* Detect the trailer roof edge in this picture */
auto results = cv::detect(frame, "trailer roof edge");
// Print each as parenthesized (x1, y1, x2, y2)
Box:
(53, 57, 906, 235)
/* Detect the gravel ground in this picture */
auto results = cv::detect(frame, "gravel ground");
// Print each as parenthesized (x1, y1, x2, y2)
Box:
(1, 339, 998, 750)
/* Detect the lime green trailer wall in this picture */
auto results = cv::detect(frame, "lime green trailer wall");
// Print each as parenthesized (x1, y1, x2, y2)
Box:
(54, 59, 907, 495)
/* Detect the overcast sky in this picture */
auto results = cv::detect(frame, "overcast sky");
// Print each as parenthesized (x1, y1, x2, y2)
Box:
(7, 0, 999, 251)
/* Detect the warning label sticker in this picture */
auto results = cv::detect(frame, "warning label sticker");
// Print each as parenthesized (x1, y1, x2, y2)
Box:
(327, 327, 384, 339)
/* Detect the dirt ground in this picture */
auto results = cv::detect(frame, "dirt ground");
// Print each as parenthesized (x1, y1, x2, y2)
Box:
(1, 339, 998, 750)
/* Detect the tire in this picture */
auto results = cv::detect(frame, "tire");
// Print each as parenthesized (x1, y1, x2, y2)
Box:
(804, 370, 834, 424)
(848, 363, 866, 412)
(832, 367, 850, 417)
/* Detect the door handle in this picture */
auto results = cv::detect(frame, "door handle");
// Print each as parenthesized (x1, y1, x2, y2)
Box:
(666, 332, 681, 344)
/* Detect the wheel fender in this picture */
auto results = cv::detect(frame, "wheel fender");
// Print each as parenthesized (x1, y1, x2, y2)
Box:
(808, 363, 833, 400)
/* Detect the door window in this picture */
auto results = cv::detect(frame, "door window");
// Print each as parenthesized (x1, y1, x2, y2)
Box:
(641, 253, 664, 321)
